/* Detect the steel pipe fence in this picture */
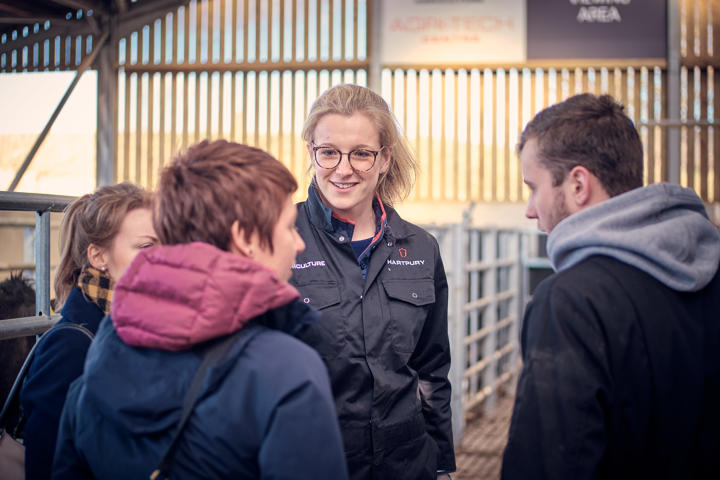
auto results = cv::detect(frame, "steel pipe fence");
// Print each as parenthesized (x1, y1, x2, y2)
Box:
(1, 192, 556, 447)
(0, 192, 72, 339)
(424, 217, 550, 444)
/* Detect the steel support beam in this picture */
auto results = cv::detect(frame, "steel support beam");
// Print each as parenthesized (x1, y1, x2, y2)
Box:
(97, 18, 118, 186)
(8, 29, 109, 192)
(667, 0, 681, 184)
(34, 210, 51, 317)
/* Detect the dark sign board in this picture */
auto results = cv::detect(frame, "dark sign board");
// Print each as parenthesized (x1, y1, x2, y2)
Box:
(527, 0, 667, 60)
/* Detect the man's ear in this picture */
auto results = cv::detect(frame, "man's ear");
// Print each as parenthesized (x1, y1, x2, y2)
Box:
(229, 220, 256, 257)
(87, 244, 107, 271)
(566, 165, 609, 208)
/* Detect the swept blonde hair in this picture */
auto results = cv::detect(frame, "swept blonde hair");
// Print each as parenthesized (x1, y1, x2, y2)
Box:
(301, 84, 417, 207)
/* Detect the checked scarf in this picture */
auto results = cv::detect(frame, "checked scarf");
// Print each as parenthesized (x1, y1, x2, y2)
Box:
(77, 267, 115, 315)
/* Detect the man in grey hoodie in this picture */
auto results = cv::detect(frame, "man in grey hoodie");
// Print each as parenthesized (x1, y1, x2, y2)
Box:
(502, 93, 720, 480)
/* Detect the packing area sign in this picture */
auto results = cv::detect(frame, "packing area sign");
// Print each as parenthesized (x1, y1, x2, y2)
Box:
(379, 0, 666, 65)
(526, 0, 667, 60)
(379, 0, 526, 65)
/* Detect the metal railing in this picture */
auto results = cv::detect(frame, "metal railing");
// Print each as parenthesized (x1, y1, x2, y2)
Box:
(424, 210, 551, 444)
(0, 192, 74, 339)
(0, 192, 554, 446)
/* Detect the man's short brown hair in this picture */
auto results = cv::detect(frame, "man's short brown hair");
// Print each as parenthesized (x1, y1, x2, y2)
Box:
(155, 140, 297, 252)
(519, 93, 643, 197)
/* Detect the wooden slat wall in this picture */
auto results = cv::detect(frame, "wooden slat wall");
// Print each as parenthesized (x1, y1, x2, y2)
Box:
(116, 0, 369, 196)
(2, 0, 718, 204)
(381, 66, 666, 202)
(680, 0, 719, 203)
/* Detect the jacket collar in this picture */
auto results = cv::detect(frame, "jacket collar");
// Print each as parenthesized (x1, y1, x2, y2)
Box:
(304, 184, 414, 242)
(62, 286, 106, 334)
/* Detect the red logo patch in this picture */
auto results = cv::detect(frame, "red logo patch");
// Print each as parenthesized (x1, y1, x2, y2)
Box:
(398, 248, 408, 258)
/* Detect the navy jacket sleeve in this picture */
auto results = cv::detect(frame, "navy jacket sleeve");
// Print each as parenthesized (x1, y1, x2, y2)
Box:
(258, 356, 349, 480)
(21, 327, 93, 480)
(408, 242, 456, 472)
(501, 278, 610, 480)
(51, 379, 93, 480)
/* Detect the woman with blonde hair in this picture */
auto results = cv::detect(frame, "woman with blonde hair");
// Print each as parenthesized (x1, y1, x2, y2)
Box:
(20, 182, 156, 480)
(290, 84, 456, 479)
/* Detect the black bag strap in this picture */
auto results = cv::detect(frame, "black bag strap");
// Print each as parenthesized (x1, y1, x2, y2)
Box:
(150, 327, 256, 480)
(0, 322, 94, 431)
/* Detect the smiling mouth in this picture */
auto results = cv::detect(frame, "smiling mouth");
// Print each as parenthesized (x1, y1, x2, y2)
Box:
(331, 182, 356, 190)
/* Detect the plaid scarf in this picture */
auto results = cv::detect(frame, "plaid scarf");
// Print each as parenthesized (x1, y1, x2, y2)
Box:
(77, 267, 115, 315)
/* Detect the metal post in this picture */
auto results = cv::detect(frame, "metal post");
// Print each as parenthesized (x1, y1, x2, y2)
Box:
(481, 229, 498, 413)
(667, 0, 681, 184)
(35, 210, 51, 316)
(449, 221, 466, 445)
(97, 19, 118, 186)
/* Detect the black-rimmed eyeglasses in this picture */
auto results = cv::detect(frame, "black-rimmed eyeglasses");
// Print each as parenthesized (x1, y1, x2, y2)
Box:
(311, 143, 385, 172)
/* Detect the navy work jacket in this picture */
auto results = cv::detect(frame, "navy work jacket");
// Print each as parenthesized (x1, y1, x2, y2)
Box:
(290, 186, 455, 479)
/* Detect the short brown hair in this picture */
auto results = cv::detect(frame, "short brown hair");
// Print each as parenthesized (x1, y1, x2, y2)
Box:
(302, 84, 417, 207)
(54, 183, 152, 307)
(519, 93, 643, 197)
(155, 140, 297, 252)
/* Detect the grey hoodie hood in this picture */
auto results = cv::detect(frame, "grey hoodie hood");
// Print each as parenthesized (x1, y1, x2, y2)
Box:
(547, 183, 720, 292)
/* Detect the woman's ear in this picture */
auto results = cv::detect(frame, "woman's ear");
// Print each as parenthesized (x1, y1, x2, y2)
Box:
(87, 243, 107, 271)
(229, 220, 256, 257)
(378, 147, 391, 174)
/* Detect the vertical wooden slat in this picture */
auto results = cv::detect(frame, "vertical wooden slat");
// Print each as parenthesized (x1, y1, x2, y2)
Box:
(328, 0, 334, 60)
(38, 36, 45, 68)
(149, 18, 155, 64)
(161, 12, 167, 64)
(714, 66, 720, 200)
(478, 70, 484, 201)
(158, 75, 165, 166)
(230, 72, 237, 140)
(353, 0, 358, 60)
(210, 0, 217, 63)
(184, 0, 190, 64)
(415, 70, 422, 199)
(256, 0, 261, 62)
(243, 72, 248, 142)
(465, 69, 472, 202)
(124, 72, 132, 181)
(244, 0, 250, 62)
(148, 73, 155, 187)
(195, 73, 201, 142)
(304, 0, 310, 60)
(647, 69, 656, 183)
(340, 0, 345, 60)
(687, 67, 696, 188)
(183, 72, 189, 148)
(255, 73, 260, 146)
(219, 72, 225, 138)
(231, 0, 237, 62)
(504, 70, 511, 201)
(316, 0, 321, 60)
(207, 72, 213, 139)
(713, 0, 720, 58)
(699, 66, 708, 199)
(171, 72, 177, 154)
(267, 0, 273, 62)
(196, 0, 202, 63)
(491, 71, 497, 201)
(136, 74, 143, 184)
(280, 0, 286, 61)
